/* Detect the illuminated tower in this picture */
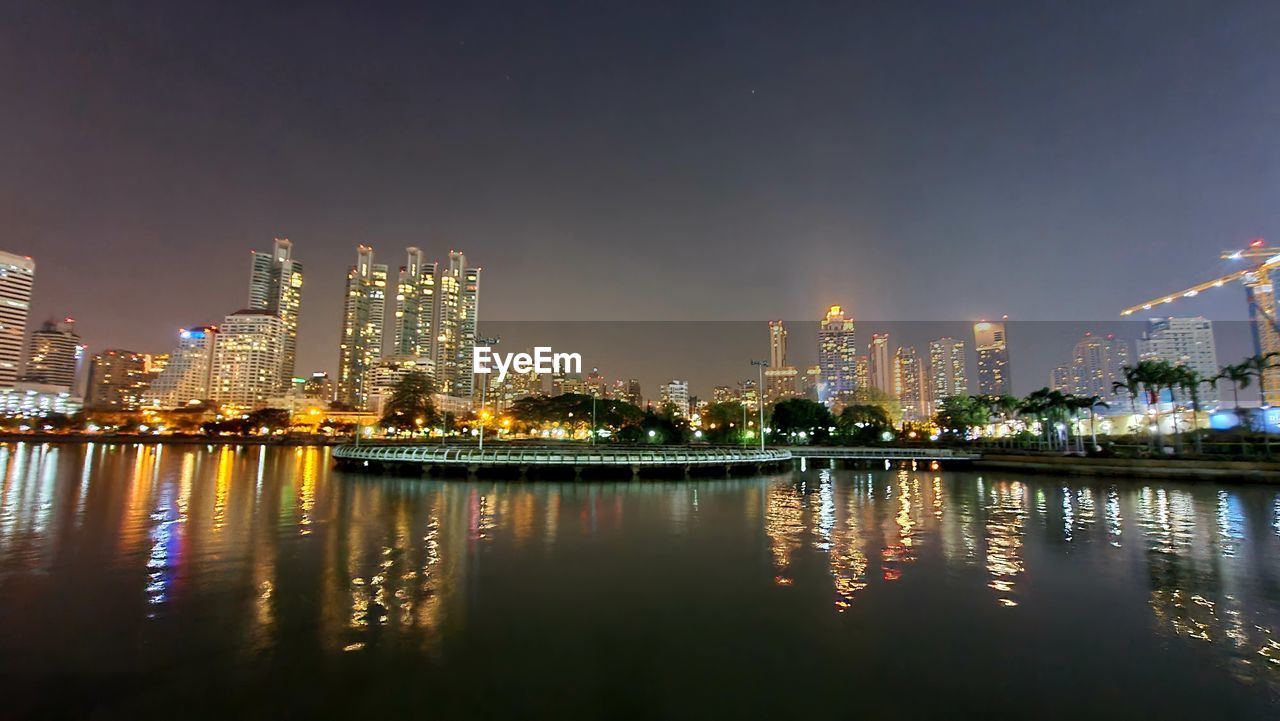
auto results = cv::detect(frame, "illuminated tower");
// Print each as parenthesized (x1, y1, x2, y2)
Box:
(894, 345, 927, 422)
(928, 337, 967, 402)
(22, 318, 81, 388)
(1138, 317, 1219, 404)
(435, 250, 481, 398)
(336, 245, 388, 409)
(211, 310, 285, 411)
(247, 238, 302, 389)
(768, 320, 787, 368)
(974, 319, 1011, 396)
(0, 251, 35, 387)
(147, 325, 218, 408)
(818, 305, 856, 406)
(393, 246, 438, 359)
(868, 333, 893, 398)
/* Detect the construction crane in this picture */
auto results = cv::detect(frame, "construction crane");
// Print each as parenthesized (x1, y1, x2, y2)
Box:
(1120, 238, 1280, 402)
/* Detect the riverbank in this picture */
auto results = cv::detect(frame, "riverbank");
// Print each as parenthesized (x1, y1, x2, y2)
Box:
(973, 453, 1280, 482)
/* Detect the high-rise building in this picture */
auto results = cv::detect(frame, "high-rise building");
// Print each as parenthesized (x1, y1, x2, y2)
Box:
(551, 372, 585, 396)
(303, 372, 335, 401)
(584, 368, 607, 398)
(712, 385, 736, 404)
(364, 355, 436, 414)
(22, 318, 81, 389)
(659, 379, 690, 416)
(974, 319, 1011, 396)
(393, 247, 437, 359)
(247, 238, 303, 389)
(738, 379, 759, 412)
(86, 349, 152, 410)
(894, 346, 927, 423)
(491, 370, 542, 412)
(613, 378, 642, 406)
(868, 333, 893, 399)
(436, 251, 481, 398)
(0, 252, 34, 388)
(1139, 317, 1220, 404)
(1056, 333, 1132, 401)
(928, 338, 967, 402)
(147, 325, 218, 408)
(818, 305, 857, 406)
(336, 245, 388, 409)
(764, 366, 800, 403)
(211, 311, 285, 410)
(854, 355, 870, 394)
(768, 320, 787, 368)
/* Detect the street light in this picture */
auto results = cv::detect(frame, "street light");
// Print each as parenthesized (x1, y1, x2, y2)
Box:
(477, 336, 500, 451)
(751, 359, 768, 451)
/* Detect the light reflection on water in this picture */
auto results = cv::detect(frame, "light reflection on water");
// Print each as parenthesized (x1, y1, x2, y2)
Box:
(0, 443, 1279, 717)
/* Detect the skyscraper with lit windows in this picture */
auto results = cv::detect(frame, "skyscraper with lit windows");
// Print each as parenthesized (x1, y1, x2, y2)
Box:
(146, 325, 218, 408)
(436, 250, 481, 398)
(393, 246, 437, 360)
(818, 305, 857, 406)
(895, 345, 927, 422)
(928, 337, 967, 402)
(868, 333, 892, 398)
(974, 319, 1010, 396)
(22, 318, 82, 389)
(0, 251, 35, 387)
(248, 238, 302, 389)
(336, 245, 388, 409)
(211, 310, 285, 410)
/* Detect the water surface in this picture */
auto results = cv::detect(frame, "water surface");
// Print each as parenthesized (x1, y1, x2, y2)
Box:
(1, 443, 1279, 718)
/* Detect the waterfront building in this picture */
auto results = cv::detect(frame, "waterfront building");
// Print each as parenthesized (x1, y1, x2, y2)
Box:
(365, 355, 435, 414)
(210, 310, 285, 411)
(818, 305, 857, 406)
(552, 372, 585, 396)
(0, 252, 34, 387)
(21, 318, 82, 389)
(0, 382, 82, 417)
(393, 247, 437, 359)
(868, 333, 893, 398)
(435, 250, 481, 398)
(894, 346, 927, 423)
(146, 325, 218, 408)
(303, 372, 335, 401)
(1139, 317, 1220, 404)
(1053, 333, 1132, 402)
(86, 349, 151, 410)
(247, 238, 303, 389)
(974, 319, 1011, 395)
(659, 379, 690, 416)
(928, 337, 967, 402)
(336, 245, 388, 409)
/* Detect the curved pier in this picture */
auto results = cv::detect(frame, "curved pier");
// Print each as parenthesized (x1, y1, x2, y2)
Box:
(333, 443, 793, 479)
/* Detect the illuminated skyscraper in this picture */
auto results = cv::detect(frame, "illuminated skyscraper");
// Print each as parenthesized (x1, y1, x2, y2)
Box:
(818, 305, 857, 406)
(0, 252, 35, 387)
(768, 320, 787, 368)
(211, 310, 285, 410)
(147, 325, 218, 408)
(336, 245, 388, 408)
(86, 349, 151, 410)
(1138, 317, 1219, 404)
(22, 318, 82, 388)
(894, 345, 927, 422)
(928, 337, 967, 402)
(303, 371, 335, 401)
(659, 379, 690, 416)
(247, 238, 302, 389)
(585, 368, 606, 398)
(393, 246, 437, 359)
(614, 378, 642, 406)
(1056, 332, 1132, 402)
(868, 333, 893, 398)
(974, 319, 1011, 396)
(436, 250, 481, 398)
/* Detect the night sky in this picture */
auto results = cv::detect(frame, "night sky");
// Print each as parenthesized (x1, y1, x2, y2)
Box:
(4, 1, 1280, 395)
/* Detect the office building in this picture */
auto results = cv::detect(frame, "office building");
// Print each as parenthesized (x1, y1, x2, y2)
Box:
(894, 346, 927, 423)
(768, 320, 787, 368)
(974, 319, 1011, 396)
(22, 318, 82, 389)
(86, 349, 152, 410)
(336, 245, 388, 408)
(303, 372, 335, 401)
(659, 379, 690, 416)
(1139, 317, 1220, 404)
(0, 252, 34, 387)
(147, 325, 218, 408)
(210, 311, 285, 410)
(868, 333, 893, 398)
(436, 251, 481, 398)
(818, 305, 857, 406)
(247, 238, 303, 389)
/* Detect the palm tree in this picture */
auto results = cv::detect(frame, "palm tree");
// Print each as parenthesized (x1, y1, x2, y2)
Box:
(1069, 395, 1108, 452)
(1239, 352, 1280, 456)
(1173, 366, 1206, 454)
(1113, 365, 1144, 441)
(1213, 362, 1251, 429)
